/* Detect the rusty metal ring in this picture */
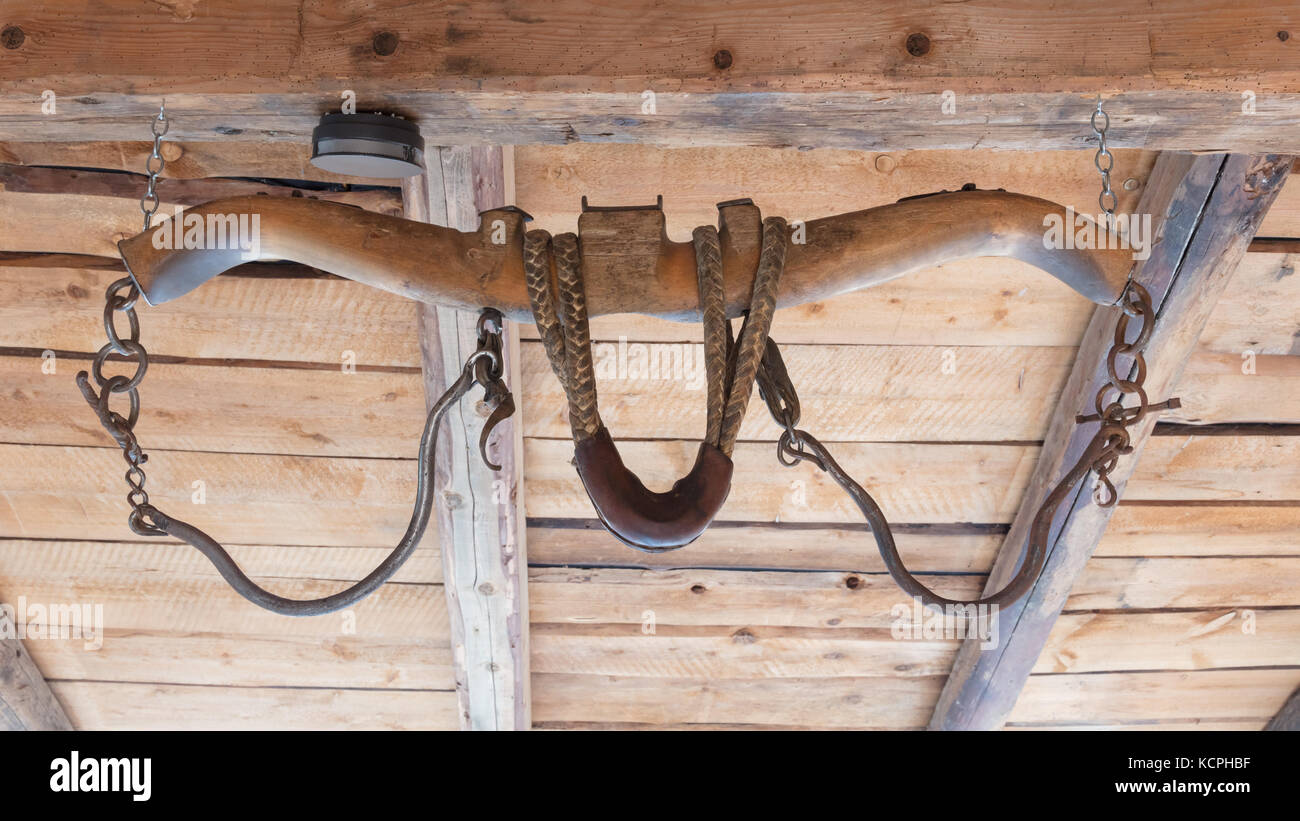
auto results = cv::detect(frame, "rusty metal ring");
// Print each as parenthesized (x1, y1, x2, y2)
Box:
(103, 298, 141, 350)
(95, 374, 141, 430)
(106, 277, 141, 311)
(1106, 347, 1147, 386)
(128, 504, 166, 537)
(1121, 281, 1151, 314)
(777, 429, 825, 471)
(93, 341, 149, 392)
(1113, 308, 1153, 352)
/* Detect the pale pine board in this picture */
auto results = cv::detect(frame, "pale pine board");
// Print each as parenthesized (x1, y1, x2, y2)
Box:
(1168, 352, 1300, 424)
(26, 632, 452, 691)
(531, 672, 943, 729)
(1010, 669, 1300, 725)
(0, 355, 427, 458)
(1098, 504, 1300, 556)
(0, 539, 440, 586)
(1129, 436, 1300, 501)
(1037, 609, 1300, 674)
(50, 681, 458, 731)
(0, 187, 399, 256)
(1065, 557, 1300, 610)
(0, 443, 430, 547)
(527, 522, 1001, 573)
(515, 145, 1156, 239)
(1258, 171, 1300, 238)
(1196, 253, 1300, 355)
(530, 623, 957, 680)
(526, 435, 1300, 522)
(528, 567, 981, 630)
(39, 435, 1300, 549)
(0, 191, 163, 256)
(0, 557, 445, 638)
(1005, 720, 1267, 730)
(0, 266, 423, 367)
(2, 540, 452, 692)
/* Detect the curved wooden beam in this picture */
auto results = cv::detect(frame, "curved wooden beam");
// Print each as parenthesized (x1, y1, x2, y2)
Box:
(119, 190, 1135, 320)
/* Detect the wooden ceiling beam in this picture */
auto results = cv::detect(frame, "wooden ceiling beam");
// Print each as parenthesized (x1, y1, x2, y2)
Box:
(0, 2, 1298, 151)
(402, 147, 530, 730)
(929, 151, 1294, 731)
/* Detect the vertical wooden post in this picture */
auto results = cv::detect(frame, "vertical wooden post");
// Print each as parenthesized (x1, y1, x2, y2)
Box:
(402, 146, 530, 730)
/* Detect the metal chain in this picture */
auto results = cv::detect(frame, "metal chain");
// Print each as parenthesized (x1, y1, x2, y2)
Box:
(754, 338, 824, 471)
(74, 105, 171, 535)
(1074, 281, 1181, 505)
(1092, 97, 1118, 226)
(76, 276, 162, 535)
(141, 102, 169, 230)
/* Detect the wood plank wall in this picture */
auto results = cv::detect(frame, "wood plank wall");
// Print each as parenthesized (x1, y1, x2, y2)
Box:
(1, 143, 1297, 729)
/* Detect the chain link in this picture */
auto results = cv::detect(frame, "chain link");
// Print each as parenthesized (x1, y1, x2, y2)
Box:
(76, 276, 163, 535)
(1091, 97, 1118, 226)
(1073, 282, 1183, 506)
(73, 105, 170, 535)
(141, 102, 169, 230)
(755, 338, 827, 471)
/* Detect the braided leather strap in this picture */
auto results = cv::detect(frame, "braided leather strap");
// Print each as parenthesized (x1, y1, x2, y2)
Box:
(525, 217, 789, 550)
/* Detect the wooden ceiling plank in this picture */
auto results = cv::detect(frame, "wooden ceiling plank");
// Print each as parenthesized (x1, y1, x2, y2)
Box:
(403, 147, 530, 730)
(929, 151, 1295, 731)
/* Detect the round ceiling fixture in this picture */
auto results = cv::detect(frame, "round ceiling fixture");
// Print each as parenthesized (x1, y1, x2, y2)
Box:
(309, 112, 425, 178)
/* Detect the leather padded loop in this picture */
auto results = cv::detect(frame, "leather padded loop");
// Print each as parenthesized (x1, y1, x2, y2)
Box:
(525, 217, 788, 552)
(575, 429, 734, 551)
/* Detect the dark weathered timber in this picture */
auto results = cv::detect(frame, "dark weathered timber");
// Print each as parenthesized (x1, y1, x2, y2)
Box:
(5, 91, 1300, 153)
(1153, 422, 1300, 437)
(1249, 238, 1300, 253)
(0, 613, 73, 730)
(929, 152, 1295, 731)
(1266, 686, 1300, 730)
(0, 251, 126, 270)
(0, 163, 402, 214)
